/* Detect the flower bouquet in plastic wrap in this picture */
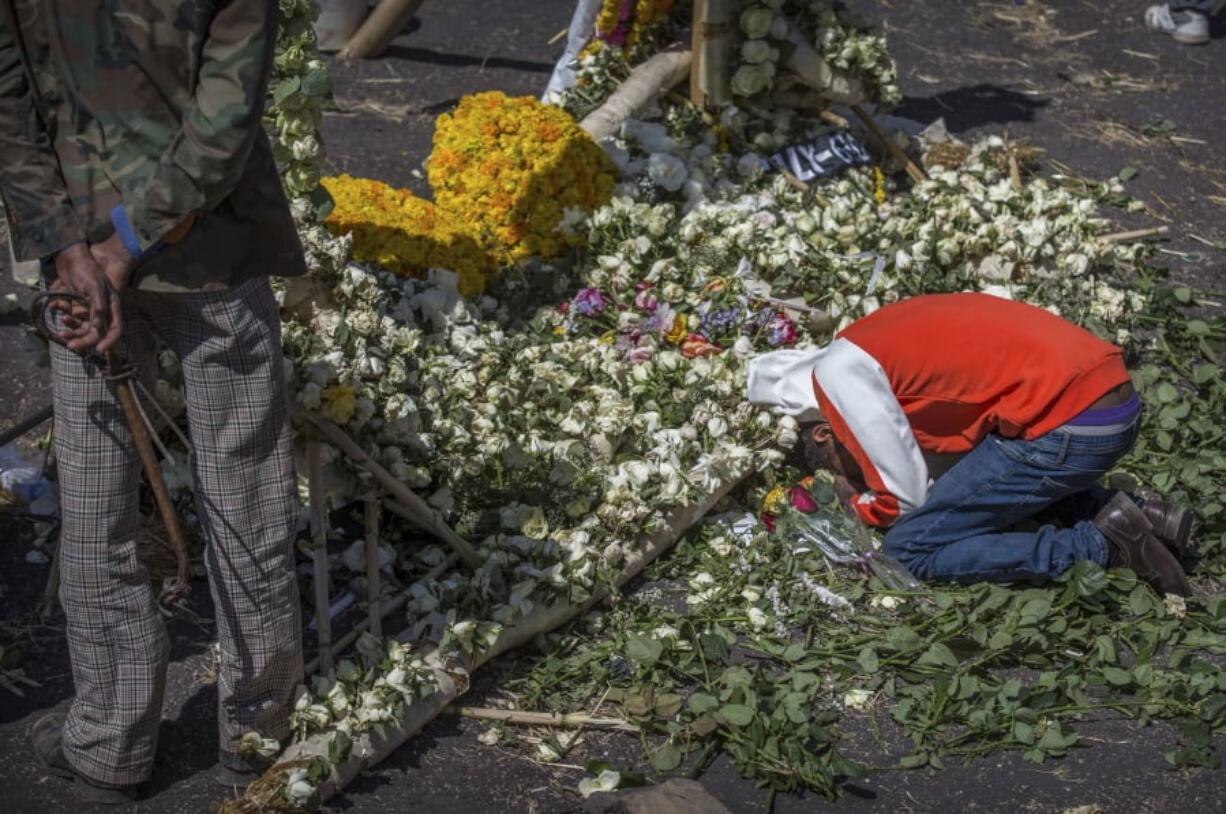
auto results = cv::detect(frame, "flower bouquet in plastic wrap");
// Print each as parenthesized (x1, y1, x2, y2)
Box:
(761, 478, 920, 591)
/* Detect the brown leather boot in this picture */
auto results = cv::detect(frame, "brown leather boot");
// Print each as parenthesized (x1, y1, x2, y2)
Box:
(1142, 498, 1195, 557)
(1094, 492, 1191, 596)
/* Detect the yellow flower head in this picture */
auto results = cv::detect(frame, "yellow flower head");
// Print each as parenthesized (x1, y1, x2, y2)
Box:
(664, 313, 688, 344)
(321, 175, 494, 296)
(762, 485, 789, 516)
(321, 384, 358, 424)
(428, 92, 615, 266)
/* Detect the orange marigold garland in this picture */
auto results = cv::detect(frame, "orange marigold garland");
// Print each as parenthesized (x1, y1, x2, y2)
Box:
(321, 174, 494, 297)
(427, 92, 616, 265)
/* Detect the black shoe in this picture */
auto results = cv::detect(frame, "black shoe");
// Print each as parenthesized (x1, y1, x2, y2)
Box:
(1095, 493, 1191, 597)
(30, 713, 139, 804)
(1141, 497, 1195, 557)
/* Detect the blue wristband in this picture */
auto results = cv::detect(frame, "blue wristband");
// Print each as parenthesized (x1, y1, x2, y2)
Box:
(109, 204, 144, 260)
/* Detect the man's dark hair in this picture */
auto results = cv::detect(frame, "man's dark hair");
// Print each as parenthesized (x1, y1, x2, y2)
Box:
(786, 420, 826, 474)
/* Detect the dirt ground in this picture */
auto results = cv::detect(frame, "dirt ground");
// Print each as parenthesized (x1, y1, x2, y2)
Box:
(1, 1, 1224, 812)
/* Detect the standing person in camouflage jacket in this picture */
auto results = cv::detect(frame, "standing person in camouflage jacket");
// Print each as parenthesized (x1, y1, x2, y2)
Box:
(1, 0, 307, 803)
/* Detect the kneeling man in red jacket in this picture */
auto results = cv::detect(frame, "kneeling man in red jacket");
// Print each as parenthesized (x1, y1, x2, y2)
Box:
(749, 293, 1191, 596)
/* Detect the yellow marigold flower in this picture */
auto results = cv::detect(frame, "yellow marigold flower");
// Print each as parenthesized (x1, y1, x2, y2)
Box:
(321, 175, 494, 297)
(321, 385, 358, 424)
(428, 92, 615, 266)
(873, 165, 887, 205)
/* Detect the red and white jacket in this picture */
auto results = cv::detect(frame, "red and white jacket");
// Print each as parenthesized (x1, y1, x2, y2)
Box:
(750, 293, 1131, 528)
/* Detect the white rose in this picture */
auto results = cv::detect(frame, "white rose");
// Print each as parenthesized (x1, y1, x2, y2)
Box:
(740, 39, 778, 65)
(740, 6, 775, 39)
(730, 62, 776, 97)
(647, 153, 688, 192)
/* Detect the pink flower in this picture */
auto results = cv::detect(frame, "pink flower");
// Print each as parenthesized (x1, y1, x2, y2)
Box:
(760, 513, 776, 533)
(788, 486, 818, 514)
(634, 282, 658, 312)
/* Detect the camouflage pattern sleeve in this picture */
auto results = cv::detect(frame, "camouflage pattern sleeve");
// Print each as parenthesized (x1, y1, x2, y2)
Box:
(0, 16, 86, 259)
(120, 0, 280, 252)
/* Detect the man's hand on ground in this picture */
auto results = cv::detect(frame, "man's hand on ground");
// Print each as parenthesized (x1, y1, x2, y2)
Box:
(52, 243, 123, 353)
(89, 231, 137, 293)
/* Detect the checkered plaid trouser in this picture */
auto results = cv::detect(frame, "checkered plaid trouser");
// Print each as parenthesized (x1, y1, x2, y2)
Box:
(50, 276, 302, 788)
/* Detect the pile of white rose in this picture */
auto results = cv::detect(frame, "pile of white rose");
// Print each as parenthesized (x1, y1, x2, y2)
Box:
(265, 117, 1146, 763)
(218, 3, 1152, 805)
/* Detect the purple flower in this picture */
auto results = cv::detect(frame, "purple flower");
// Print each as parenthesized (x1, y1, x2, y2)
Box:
(643, 303, 676, 334)
(572, 288, 606, 317)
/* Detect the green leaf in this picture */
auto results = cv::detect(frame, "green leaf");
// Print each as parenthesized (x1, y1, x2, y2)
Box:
(651, 742, 682, 772)
(1186, 319, 1210, 336)
(899, 753, 927, 769)
(1173, 286, 1192, 304)
(1192, 363, 1218, 385)
(1102, 666, 1132, 687)
(886, 626, 922, 653)
(1155, 382, 1179, 403)
(654, 693, 684, 718)
(1129, 585, 1156, 616)
(717, 704, 755, 726)
(1012, 721, 1035, 744)
(625, 635, 663, 666)
(625, 694, 652, 717)
(857, 647, 880, 674)
(688, 693, 719, 714)
(917, 642, 959, 671)
(1118, 165, 1139, 182)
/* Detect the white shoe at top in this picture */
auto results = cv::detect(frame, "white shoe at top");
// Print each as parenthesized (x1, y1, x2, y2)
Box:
(1145, 4, 1211, 44)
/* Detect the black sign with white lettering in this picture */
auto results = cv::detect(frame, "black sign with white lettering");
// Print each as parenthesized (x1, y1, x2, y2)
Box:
(769, 132, 872, 182)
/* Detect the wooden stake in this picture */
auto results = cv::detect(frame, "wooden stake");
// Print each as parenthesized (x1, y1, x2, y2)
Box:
(338, 0, 427, 61)
(690, 1, 734, 109)
(363, 496, 383, 639)
(308, 440, 334, 677)
(850, 104, 926, 184)
(299, 412, 482, 569)
(690, 0, 707, 107)
(1100, 225, 1169, 243)
(450, 706, 639, 733)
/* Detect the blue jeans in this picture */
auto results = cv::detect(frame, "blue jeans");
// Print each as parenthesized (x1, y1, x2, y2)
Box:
(883, 421, 1140, 584)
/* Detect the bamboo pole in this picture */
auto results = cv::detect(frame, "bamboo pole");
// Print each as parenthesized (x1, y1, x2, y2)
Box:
(448, 706, 639, 733)
(308, 440, 335, 677)
(850, 104, 926, 184)
(580, 48, 692, 141)
(1101, 225, 1169, 243)
(226, 476, 745, 813)
(690, 0, 734, 109)
(338, 0, 427, 61)
(298, 412, 482, 569)
(363, 496, 383, 640)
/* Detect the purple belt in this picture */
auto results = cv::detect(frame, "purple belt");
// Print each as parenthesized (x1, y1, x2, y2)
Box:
(1065, 392, 1142, 427)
